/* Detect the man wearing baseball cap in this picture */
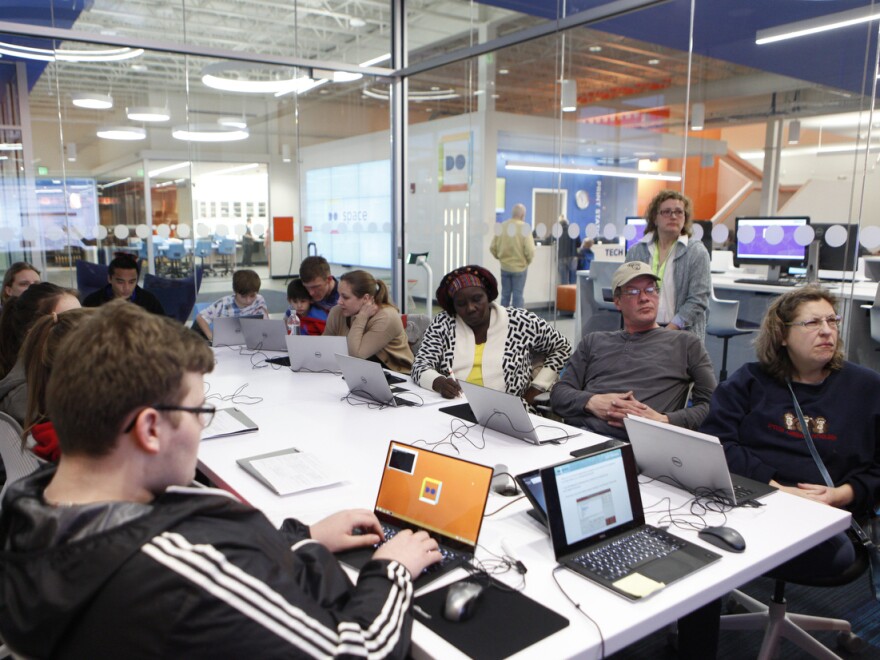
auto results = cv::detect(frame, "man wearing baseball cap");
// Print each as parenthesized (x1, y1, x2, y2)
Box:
(550, 261, 716, 440)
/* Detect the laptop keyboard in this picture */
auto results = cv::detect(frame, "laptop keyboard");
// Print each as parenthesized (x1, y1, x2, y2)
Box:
(571, 527, 683, 582)
(379, 524, 461, 574)
(733, 483, 754, 501)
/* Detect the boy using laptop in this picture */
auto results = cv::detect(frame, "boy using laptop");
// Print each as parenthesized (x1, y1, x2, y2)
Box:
(0, 301, 440, 658)
(196, 269, 269, 342)
(285, 278, 324, 336)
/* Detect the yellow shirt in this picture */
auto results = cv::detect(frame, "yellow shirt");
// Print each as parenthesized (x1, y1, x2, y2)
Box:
(466, 343, 486, 385)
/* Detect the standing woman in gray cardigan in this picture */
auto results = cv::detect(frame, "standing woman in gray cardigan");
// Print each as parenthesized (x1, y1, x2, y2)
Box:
(626, 190, 710, 341)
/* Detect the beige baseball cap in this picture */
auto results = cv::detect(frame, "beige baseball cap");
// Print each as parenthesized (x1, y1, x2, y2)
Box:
(611, 261, 659, 291)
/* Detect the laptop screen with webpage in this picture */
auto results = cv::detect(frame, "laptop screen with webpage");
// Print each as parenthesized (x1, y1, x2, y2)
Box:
(374, 441, 493, 550)
(543, 445, 646, 557)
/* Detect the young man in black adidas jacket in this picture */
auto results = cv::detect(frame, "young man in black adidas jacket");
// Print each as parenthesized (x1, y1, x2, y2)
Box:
(0, 301, 440, 659)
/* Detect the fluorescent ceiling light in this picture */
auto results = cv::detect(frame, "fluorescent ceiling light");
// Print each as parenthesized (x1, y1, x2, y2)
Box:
(218, 116, 248, 129)
(505, 161, 681, 182)
(349, 17, 366, 28)
(312, 68, 363, 83)
(691, 102, 705, 131)
(172, 124, 249, 142)
(96, 126, 146, 141)
(740, 141, 880, 159)
(363, 87, 459, 101)
(756, 5, 880, 45)
(127, 106, 170, 122)
(102, 177, 132, 189)
(201, 163, 261, 177)
(0, 42, 143, 62)
(72, 92, 113, 110)
(359, 53, 391, 67)
(0, 143, 23, 151)
(148, 161, 191, 177)
(561, 79, 577, 113)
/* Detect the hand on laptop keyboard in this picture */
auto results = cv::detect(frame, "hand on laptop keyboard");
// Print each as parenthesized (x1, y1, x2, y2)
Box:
(309, 509, 386, 552)
(374, 528, 442, 578)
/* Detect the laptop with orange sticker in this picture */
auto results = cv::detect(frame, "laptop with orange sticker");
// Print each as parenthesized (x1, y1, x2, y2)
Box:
(339, 441, 494, 586)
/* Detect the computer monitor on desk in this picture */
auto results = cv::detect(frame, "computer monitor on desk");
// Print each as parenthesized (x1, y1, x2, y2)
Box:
(734, 216, 810, 284)
(624, 217, 646, 252)
(811, 223, 866, 281)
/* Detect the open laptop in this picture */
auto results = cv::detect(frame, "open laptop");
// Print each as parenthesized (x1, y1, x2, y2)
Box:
(515, 440, 627, 527)
(284, 335, 349, 372)
(623, 415, 776, 506)
(456, 381, 582, 445)
(541, 442, 721, 600)
(212, 316, 261, 347)
(240, 318, 288, 352)
(338, 440, 494, 586)
(335, 353, 419, 407)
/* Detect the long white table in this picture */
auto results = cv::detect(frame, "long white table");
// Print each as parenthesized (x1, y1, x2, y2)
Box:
(198, 349, 851, 659)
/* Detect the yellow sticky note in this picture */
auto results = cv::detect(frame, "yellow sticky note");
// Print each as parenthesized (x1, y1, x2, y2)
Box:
(613, 573, 665, 598)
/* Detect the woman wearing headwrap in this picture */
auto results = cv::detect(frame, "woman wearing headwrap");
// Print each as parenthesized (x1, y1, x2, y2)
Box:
(411, 265, 572, 404)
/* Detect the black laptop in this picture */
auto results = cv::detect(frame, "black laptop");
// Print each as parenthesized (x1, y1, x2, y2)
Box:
(541, 443, 721, 600)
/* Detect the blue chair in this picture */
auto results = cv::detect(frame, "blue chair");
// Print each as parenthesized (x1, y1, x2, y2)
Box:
(217, 238, 236, 276)
(164, 242, 188, 278)
(75, 260, 108, 301)
(195, 240, 216, 277)
(143, 267, 203, 323)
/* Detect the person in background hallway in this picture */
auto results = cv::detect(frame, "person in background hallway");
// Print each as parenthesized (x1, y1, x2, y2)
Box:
(556, 215, 579, 285)
(625, 190, 710, 341)
(242, 217, 255, 266)
(490, 203, 535, 309)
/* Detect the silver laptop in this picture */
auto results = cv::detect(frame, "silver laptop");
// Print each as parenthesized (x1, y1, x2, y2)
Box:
(241, 318, 288, 352)
(335, 353, 418, 407)
(285, 335, 348, 373)
(623, 415, 776, 505)
(457, 381, 581, 445)
(212, 316, 247, 347)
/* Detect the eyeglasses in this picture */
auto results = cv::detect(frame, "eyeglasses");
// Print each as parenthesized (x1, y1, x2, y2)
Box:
(785, 315, 841, 331)
(620, 285, 660, 297)
(123, 403, 216, 433)
(658, 208, 685, 217)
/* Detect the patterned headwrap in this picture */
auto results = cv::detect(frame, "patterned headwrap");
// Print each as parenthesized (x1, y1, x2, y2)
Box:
(436, 265, 498, 316)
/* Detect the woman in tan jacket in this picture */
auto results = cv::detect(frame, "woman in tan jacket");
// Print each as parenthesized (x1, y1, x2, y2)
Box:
(323, 270, 413, 374)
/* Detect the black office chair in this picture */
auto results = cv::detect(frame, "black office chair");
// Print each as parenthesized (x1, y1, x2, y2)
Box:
(720, 543, 869, 658)
(706, 291, 759, 382)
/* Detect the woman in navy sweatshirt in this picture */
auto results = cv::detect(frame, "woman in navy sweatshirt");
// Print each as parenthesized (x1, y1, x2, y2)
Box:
(701, 285, 880, 579)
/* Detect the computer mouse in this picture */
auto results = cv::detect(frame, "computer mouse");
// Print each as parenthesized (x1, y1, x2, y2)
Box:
(698, 526, 746, 553)
(443, 581, 484, 622)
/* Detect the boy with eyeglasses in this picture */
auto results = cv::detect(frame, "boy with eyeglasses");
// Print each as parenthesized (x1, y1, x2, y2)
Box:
(551, 261, 717, 441)
(0, 300, 439, 658)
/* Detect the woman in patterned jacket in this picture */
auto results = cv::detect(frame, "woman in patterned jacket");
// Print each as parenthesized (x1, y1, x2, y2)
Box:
(411, 265, 572, 405)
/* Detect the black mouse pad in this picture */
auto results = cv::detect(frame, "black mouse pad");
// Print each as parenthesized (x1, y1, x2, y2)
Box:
(413, 577, 569, 658)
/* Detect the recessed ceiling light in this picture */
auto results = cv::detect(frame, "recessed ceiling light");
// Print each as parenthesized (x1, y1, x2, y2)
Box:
(498, 68, 509, 75)
(127, 106, 170, 122)
(130, 63, 148, 72)
(172, 124, 249, 142)
(589, 45, 602, 53)
(431, 86, 440, 91)
(648, 58, 660, 65)
(349, 17, 366, 28)
(72, 93, 113, 109)
(96, 126, 146, 141)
